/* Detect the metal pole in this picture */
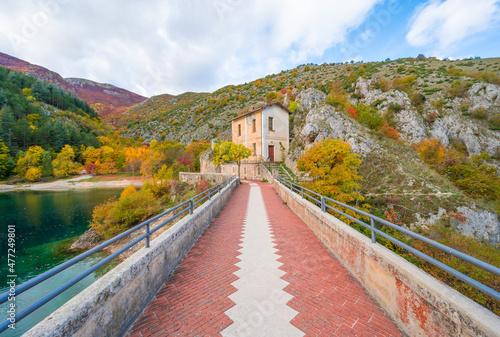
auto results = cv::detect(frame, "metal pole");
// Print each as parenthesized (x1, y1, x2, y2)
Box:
(321, 197, 325, 212)
(146, 223, 150, 248)
(301, 186, 304, 198)
(371, 218, 377, 243)
(189, 199, 193, 215)
(218, 184, 221, 194)
(208, 188, 211, 200)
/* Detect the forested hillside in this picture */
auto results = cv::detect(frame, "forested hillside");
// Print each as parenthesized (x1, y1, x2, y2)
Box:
(0, 66, 104, 153)
(0, 52, 149, 125)
(0, 66, 113, 180)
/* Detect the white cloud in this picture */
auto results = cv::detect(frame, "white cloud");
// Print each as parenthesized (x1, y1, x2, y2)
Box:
(406, 0, 500, 51)
(0, 0, 381, 96)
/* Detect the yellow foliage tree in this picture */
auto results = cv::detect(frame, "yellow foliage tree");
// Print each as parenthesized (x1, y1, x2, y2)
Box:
(124, 147, 150, 177)
(297, 139, 369, 223)
(213, 141, 252, 177)
(52, 145, 80, 178)
(15, 145, 44, 178)
(25, 167, 42, 181)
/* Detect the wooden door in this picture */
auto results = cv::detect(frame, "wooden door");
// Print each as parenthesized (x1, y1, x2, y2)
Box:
(268, 145, 274, 162)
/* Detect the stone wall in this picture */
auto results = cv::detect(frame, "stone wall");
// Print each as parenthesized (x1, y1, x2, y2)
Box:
(274, 180, 499, 337)
(220, 163, 262, 180)
(179, 172, 233, 185)
(25, 178, 239, 337)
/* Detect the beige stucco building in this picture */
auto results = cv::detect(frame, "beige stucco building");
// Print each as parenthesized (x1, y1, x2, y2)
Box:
(231, 102, 291, 162)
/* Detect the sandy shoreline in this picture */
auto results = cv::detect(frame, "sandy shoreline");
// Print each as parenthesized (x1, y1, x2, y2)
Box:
(0, 175, 144, 192)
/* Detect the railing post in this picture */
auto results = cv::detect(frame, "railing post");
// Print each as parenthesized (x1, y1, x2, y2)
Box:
(370, 218, 377, 243)
(301, 186, 304, 198)
(218, 184, 221, 194)
(321, 196, 325, 212)
(208, 188, 211, 200)
(146, 223, 150, 248)
(189, 199, 193, 215)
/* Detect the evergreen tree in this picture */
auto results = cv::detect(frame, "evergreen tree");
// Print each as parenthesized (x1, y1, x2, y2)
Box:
(41, 151, 53, 176)
(0, 106, 15, 149)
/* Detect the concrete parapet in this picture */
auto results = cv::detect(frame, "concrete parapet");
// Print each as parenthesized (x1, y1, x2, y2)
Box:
(274, 180, 500, 337)
(24, 178, 239, 337)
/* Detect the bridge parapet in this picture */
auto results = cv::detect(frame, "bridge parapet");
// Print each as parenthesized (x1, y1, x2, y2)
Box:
(274, 179, 500, 337)
(23, 177, 239, 337)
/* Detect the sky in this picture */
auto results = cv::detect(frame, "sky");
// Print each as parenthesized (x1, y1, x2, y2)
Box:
(0, 0, 499, 97)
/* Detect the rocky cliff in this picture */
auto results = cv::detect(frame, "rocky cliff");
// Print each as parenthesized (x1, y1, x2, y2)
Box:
(288, 87, 500, 244)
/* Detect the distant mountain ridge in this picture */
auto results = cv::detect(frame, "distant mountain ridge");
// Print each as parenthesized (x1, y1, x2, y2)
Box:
(0, 52, 152, 125)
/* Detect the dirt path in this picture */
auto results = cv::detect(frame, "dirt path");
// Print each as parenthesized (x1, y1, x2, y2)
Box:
(0, 175, 144, 192)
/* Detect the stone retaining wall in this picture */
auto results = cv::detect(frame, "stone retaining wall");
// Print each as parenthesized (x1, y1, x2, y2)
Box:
(274, 180, 500, 337)
(25, 178, 239, 337)
(179, 172, 233, 185)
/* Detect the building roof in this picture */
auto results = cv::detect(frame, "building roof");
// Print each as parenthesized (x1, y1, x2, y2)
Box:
(230, 102, 292, 122)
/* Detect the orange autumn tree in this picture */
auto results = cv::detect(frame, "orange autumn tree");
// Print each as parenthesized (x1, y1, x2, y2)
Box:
(415, 138, 445, 168)
(297, 139, 369, 225)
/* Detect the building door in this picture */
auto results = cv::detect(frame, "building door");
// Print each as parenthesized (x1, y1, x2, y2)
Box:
(268, 145, 274, 162)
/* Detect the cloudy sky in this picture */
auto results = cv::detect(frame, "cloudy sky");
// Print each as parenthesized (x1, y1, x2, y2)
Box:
(1, 0, 499, 97)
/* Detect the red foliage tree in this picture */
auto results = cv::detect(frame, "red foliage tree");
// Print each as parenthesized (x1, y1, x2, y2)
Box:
(347, 106, 358, 119)
(85, 162, 97, 174)
(379, 121, 400, 140)
(176, 152, 194, 167)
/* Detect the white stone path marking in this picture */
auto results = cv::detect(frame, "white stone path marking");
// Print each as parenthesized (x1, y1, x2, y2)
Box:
(221, 183, 303, 337)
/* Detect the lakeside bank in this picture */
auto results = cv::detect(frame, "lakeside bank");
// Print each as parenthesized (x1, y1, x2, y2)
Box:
(0, 175, 144, 192)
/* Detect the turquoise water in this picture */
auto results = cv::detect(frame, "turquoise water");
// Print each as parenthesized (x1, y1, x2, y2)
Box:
(0, 189, 122, 337)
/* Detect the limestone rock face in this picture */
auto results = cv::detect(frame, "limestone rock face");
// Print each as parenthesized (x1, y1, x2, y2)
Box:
(289, 85, 500, 244)
(200, 150, 219, 174)
(296, 88, 326, 110)
(468, 82, 500, 110)
(294, 89, 376, 158)
(455, 206, 500, 244)
(353, 77, 500, 156)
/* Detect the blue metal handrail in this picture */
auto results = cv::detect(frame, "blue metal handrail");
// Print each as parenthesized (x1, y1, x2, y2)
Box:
(276, 177, 500, 303)
(0, 176, 238, 333)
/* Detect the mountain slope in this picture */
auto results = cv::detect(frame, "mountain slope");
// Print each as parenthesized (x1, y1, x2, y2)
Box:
(0, 52, 149, 125)
(128, 56, 500, 244)
(0, 65, 110, 154)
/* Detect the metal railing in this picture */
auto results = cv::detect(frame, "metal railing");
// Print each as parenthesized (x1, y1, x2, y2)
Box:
(276, 177, 500, 303)
(0, 176, 238, 333)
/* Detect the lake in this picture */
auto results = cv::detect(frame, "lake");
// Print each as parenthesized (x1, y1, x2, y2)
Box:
(0, 189, 123, 337)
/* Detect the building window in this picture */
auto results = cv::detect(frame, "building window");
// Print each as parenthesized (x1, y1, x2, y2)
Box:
(252, 143, 256, 154)
(238, 124, 241, 136)
(252, 119, 256, 132)
(268, 117, 274, 131)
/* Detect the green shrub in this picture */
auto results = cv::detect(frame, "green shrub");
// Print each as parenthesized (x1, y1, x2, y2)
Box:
(411, 92, 426, 107)
(471, 107, 488, 119)
(490, 113, 500, 128)
(388, 102, 403, 114)
(357, 104, 384, 130)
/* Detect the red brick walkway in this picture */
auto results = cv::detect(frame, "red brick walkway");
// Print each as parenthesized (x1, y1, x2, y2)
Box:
(126, 181, 402, 336)
(260, 183, 401, 337)
(126, 183, 249, 337)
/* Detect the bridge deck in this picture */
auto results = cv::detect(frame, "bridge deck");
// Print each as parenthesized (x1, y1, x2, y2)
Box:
(126, 181, 402, 337)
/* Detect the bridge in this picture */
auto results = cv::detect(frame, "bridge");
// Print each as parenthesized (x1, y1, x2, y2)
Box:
(7, 174, 500, 336)
(126, 181, 400, 336)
